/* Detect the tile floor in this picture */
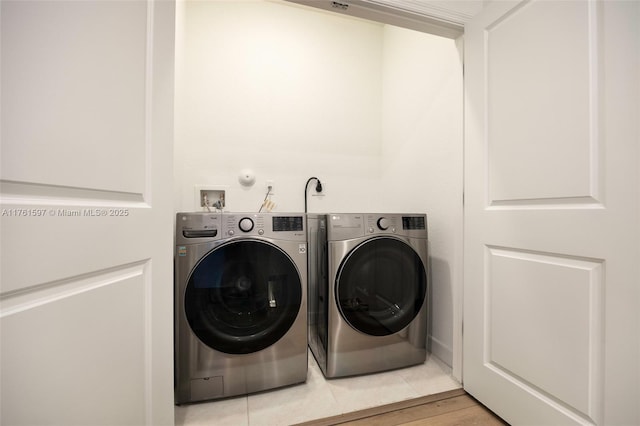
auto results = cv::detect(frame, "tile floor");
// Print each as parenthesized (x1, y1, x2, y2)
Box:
(175, 350, 461, 426)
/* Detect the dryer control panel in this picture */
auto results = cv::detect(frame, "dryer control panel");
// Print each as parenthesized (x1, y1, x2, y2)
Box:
(366, 214, 400, 234)
(365, 214, 427, 239)
(326, 213, 428, 240)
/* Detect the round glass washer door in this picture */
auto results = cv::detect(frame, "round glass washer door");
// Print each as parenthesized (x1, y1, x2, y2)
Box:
(185, 240, 302, 354)
(336, 237, 426, 336)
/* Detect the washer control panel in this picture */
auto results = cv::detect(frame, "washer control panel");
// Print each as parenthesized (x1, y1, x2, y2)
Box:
(176, 212, 307, 243)
(223, 213, 306, 240)
(238, 217, 255, 233)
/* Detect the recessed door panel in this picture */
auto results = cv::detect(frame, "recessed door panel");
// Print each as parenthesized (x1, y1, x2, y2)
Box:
(0, 265, 148, 425)
(487, 247, 603, 420)
(1, 0, 148, 195)
(486, 0, 598, 205)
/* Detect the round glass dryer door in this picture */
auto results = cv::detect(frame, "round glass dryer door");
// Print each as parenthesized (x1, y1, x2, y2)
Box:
(336, 237, 426, 336)
(184, 240, 302, 354)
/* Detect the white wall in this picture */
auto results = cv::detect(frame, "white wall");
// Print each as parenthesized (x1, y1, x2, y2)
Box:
(379, 25, 463, 366)
(174, 0, 462, 368)
(175, 0, 383, 213)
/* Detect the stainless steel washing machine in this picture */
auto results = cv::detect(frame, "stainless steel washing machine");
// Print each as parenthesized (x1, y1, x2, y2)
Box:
(307, 213, 428, 378)
(175, 212, 308, 404)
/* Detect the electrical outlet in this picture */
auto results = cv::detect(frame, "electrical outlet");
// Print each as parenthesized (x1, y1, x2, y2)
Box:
(311, 180, 325, 197)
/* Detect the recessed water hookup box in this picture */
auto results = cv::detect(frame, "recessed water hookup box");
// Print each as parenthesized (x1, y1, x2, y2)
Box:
(195, 186, 227, 211)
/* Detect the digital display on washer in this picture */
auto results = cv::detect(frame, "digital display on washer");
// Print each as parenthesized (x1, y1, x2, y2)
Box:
(402, 216, 425, 230)
(273, 216, 303, 232)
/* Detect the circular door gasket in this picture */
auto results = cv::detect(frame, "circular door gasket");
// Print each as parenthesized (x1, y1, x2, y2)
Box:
(336, 237, 426, 336)
(185, 240, 302, 354)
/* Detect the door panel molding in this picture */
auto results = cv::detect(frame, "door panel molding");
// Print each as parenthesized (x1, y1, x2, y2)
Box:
(0, 180, 146, 207)
(484, 246, 604, 423)
(488, 196, 604, 210)
(0, 0, 154, 198)
(0, 261, 152, 425)
(484, 0, 602, 206)
(0, 260, 149, 317)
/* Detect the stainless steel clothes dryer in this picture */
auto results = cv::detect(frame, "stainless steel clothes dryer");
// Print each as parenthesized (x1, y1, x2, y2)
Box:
(175, 212, 308, 404)
(307, 213, 428, 378)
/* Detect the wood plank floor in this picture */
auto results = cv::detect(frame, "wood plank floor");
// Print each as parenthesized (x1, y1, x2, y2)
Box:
(295, 389, 509, 426)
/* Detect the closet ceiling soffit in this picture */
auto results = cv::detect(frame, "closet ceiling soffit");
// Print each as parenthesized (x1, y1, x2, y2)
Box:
(286, 0, 483, 38)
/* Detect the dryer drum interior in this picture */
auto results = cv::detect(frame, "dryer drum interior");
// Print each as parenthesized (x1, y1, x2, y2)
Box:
(336, 237, 427, 336)
(185, 240, 302, 354)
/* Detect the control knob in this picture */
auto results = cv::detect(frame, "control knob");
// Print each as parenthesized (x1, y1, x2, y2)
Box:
(377, 217, 389, 230)
(239, 217, 254, 232)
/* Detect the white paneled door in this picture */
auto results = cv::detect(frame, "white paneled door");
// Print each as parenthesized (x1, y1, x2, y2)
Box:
(1, 1, 175, 425)
(464, 1, 639, 425)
